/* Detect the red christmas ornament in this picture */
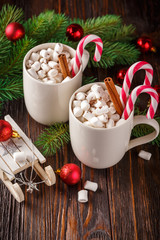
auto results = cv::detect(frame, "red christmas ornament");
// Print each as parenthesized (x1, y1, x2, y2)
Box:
(116, 68, 127, 86)
(56, 163, 81, 185)
(137, 36, 156, 53)
(0, 120, 13, 142)
(5, 22, 25, 42)
(66, 23, 84, 42)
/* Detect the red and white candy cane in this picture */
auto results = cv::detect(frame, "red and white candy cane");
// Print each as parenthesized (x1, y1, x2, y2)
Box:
(123, 85, 159, 120)
(72, 34, 103, 77)
(120, 61, 153, 107)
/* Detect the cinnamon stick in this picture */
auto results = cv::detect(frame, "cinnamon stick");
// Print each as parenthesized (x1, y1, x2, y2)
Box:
(104, 77, 123, 116)
(58, 54, 71, 78)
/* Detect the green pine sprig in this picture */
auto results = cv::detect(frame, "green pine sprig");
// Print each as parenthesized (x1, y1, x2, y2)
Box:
(35, 123, 70, 156)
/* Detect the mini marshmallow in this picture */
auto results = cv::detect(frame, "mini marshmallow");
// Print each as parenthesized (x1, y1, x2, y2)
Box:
(70, 57, 75, 66)
(30, 52, 39, 62)
(31, 61, 41, 71)
(26, 59, 33, 68)
(102, 90, 110, 102)
(98, 114, 108, 123)
(81, 100, 90, 111)
(46, 79, 57, 84)
(48, 69, 58, 78)
(73, 100, 81, 108)
(55, 73, 63, 83)
(42, 77, 49, 82)
(54, 43, 63, 53)
(40, 49, 49, 58)
(83, 121, 92, 127)
(73, 107, 83, 117)
(62, 50, 70, 59)
(52, 51, 59, 62)
(38, 70, 46, 78)
(78, 190, 88, 203)
(93, 105, 109, 115)
(83, 111, 94, 121)
(116, 118, 125, 126)
(41, 63, 51, 72)
(138, 150, 152, 161)
(75, 92, 86, 101)
(84, 180, 98, 192)
(77, 116, 85, 123)
(94, 99, 106, 108)
(13, 151, 26, 164)
(90, 117, 104, 128)
(86, 92, 96, 102)
(110, 113, 120, 122)
(62, 76, 71, 83)
(68, 62, 72, 72)
(40, 58, 47, 64)
(106, 118, 115, 128)
(48, 61, 58, 69)
(28, 68, 38, 79)
(108, 106, 116, 115)
(47, 48, 54, 55)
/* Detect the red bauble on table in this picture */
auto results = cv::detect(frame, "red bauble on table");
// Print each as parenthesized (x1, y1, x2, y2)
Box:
(66, 23, 84, 42)
(0, 120, 13, 142)
(137, 36, 155, 53)
(57, 163, 81, 185)
(116, 68, 127, 86)
(5, 22, 25, 42)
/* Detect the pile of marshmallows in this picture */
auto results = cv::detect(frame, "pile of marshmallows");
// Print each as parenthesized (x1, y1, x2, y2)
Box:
(72, 83, 125, 129)
(26, 43, 73, 84)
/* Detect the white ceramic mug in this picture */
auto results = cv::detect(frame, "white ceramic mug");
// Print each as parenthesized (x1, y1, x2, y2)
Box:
(69, 82, 159, 169)
(23, 43, 89, 125)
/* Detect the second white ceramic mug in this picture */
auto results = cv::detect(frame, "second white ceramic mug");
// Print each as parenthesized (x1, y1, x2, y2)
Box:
(23, 43, 89, 125)
(69, 82, 159, 169)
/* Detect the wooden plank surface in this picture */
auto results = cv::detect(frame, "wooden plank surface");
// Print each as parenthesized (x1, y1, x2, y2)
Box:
(0, 0, 160, 240)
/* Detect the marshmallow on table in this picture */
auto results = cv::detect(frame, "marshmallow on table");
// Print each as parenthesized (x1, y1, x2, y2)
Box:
(78, 190, 88, 203)
(13, 152, 26, 164)
(138, 150, 152, 161)
(75, 92, 86, 101)
(84, 180, 98, 192)
(28, 68, 38, 79)
(73, 107, 83, 117)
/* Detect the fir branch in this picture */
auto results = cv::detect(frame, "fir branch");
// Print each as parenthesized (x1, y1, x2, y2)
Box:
(35, 123, 70, 157)
(0, 4, 23, 39)
(25, 10, 68, 44)
(0, 76, 23, 101)
(0, 36, 36, 77)
(82, 76, 97, 85)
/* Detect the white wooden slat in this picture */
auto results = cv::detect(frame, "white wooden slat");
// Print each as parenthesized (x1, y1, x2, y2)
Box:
(12, 138, 37, 162)
(0, 156, 14, 180)
(0, 143, 20, 172)
(4, 115, 46, 163)
(1, 139, 26, 167)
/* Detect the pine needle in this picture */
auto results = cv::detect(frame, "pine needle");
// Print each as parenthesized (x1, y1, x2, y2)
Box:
(35, 123, 70, 156)
(82, 76, 97, 85)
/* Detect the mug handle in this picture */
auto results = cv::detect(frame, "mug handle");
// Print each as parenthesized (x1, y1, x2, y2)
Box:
(127, 115, 159, 151)
(81, 50, 90, 72)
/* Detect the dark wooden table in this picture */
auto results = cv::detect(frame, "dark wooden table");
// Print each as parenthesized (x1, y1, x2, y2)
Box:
(0, 1, 160, 239)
